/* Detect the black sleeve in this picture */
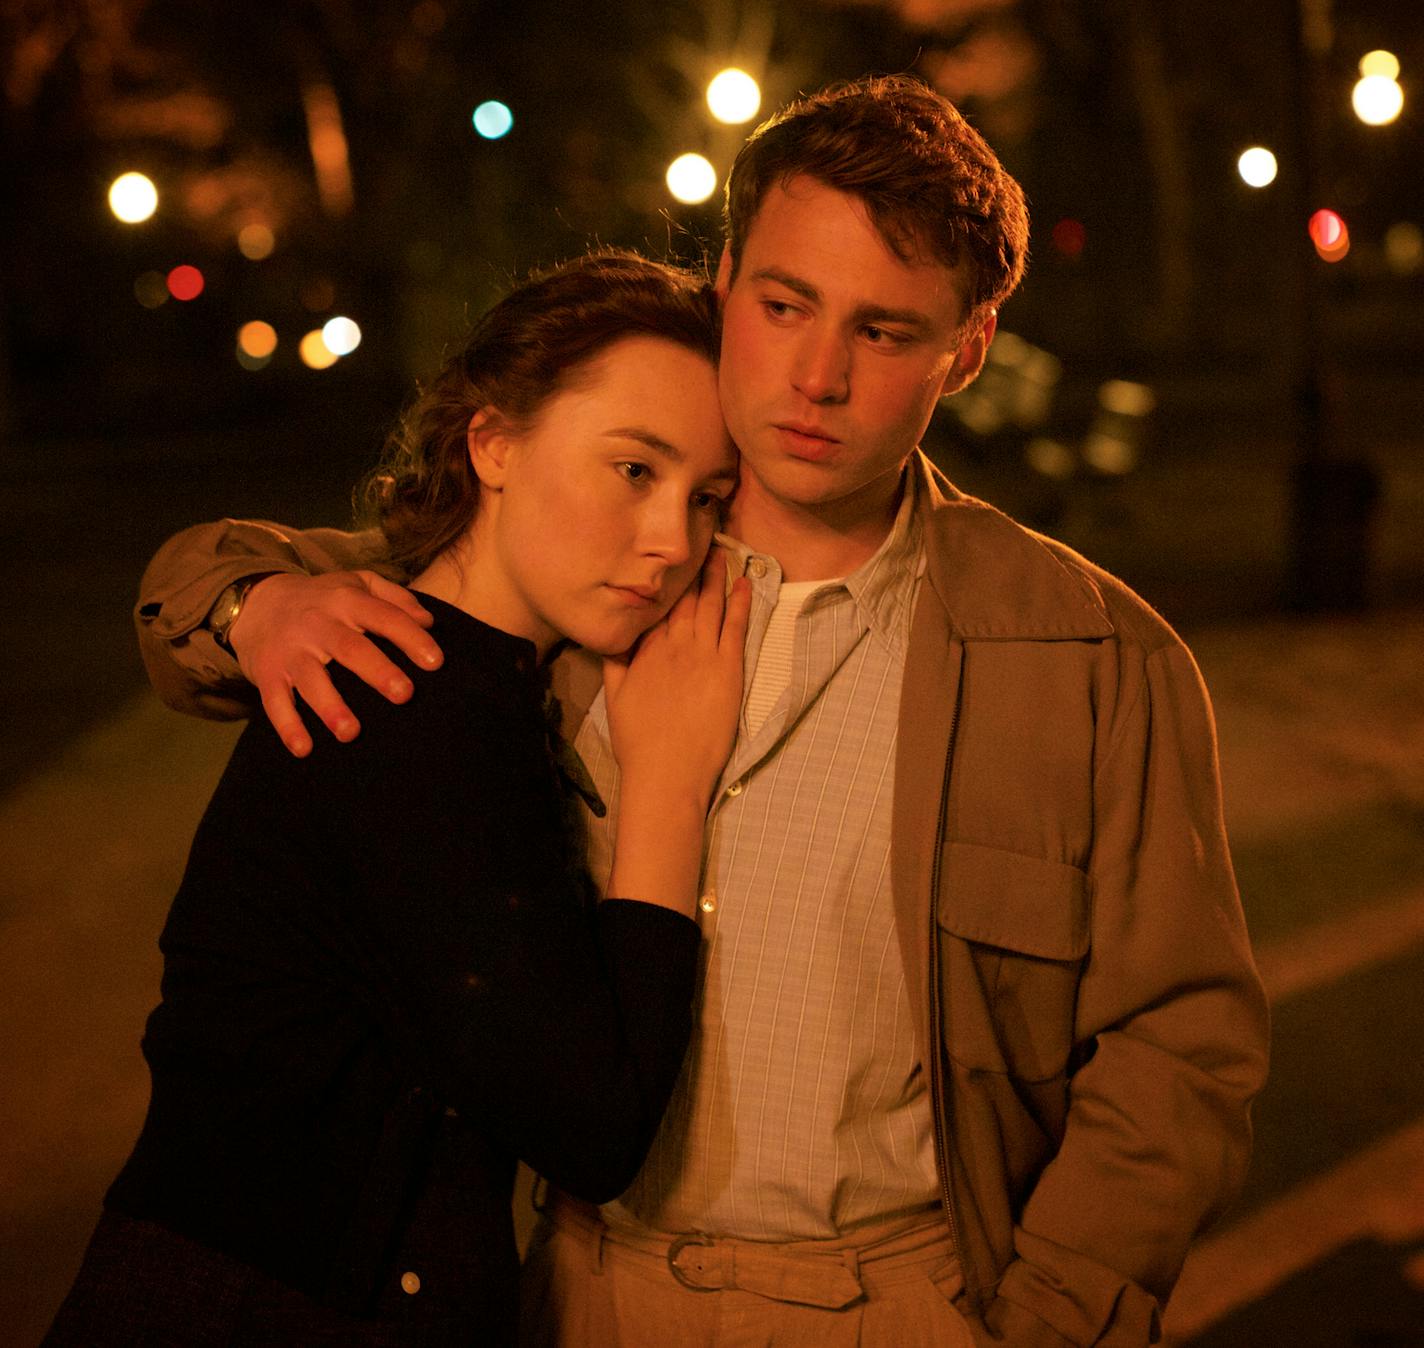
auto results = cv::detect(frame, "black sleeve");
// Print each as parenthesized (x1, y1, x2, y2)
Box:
(286, 651, 699, 1203)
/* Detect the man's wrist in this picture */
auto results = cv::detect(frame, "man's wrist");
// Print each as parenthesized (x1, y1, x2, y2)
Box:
(206, 574, 275, 656)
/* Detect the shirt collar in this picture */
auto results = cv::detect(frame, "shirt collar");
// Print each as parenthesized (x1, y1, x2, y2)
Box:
(716, 464, 925, 651)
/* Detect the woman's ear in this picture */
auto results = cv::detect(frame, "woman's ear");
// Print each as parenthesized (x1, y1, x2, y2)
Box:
(468, 407, 513, 490)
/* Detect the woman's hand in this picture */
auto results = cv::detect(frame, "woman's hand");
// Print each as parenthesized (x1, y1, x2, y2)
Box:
(602, 547, 751, 809)
(601, 548, 751, 915)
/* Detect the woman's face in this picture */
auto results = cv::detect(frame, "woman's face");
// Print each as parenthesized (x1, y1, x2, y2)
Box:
(471, 334, 737, 657)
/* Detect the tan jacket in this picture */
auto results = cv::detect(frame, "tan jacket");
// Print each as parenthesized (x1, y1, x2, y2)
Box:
(135, 457, 1269, 1347)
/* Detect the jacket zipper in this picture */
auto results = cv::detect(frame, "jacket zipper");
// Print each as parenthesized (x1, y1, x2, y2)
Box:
(928, 667, 980, 1309)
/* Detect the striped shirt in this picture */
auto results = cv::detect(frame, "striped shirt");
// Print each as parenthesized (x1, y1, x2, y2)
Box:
(574, 469, 939, 1241)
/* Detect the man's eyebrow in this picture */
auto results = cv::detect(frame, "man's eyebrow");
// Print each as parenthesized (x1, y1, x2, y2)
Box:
(752, 267, 937, 333)
(850, 302, 935, 333)
(749, 266, 821, 304)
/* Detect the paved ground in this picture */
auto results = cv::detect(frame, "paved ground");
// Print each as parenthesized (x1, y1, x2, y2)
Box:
(2, 415, 1422, 1345)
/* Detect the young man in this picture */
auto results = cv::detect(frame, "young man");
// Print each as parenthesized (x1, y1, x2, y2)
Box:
(136, 77, 1268, 1347)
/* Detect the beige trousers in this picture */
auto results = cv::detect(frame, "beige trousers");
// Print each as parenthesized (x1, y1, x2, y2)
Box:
(519, 1193, 976, 1348)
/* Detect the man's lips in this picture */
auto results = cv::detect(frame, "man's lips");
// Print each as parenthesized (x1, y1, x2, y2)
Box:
(774, 422, 840, 458)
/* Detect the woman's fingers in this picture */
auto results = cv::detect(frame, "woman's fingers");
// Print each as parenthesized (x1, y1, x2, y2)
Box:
(720, 576, 752, 659)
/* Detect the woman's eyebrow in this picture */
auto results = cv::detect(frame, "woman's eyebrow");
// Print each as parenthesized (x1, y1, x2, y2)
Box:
(604, 427, 684, 461)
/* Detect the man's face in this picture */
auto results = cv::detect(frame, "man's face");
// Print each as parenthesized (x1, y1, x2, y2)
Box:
(716, 175, 992, 526)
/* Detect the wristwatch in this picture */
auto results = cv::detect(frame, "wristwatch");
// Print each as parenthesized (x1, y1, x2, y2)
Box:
(206, 575, 268, 656)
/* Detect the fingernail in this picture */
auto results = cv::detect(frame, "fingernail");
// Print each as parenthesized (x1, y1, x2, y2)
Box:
(336, 720, 358, 740)
(421, 649, 441, 667)
(390, 679, 414, 700)
(290, 737, 312, 758)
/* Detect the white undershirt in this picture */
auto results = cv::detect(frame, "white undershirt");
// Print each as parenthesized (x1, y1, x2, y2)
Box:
(743, 579, 836, 738)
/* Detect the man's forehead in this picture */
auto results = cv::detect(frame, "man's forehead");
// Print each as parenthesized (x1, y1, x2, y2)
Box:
(734, 178, 969, 323)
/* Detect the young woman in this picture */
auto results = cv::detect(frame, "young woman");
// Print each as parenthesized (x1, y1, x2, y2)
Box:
(45, 251, 748, 1346)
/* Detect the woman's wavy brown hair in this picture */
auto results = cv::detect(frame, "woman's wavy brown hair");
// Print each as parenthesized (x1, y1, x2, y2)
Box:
(361, 249, 721, 579)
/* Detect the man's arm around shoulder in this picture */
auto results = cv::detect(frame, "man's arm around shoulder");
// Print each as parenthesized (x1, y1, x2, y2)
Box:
(136, 519, 441, 754)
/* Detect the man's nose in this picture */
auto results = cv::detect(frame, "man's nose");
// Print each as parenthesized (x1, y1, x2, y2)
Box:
(791, 329, 850, 405)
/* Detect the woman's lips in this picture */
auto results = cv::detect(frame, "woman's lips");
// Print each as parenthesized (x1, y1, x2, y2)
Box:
(607, 584, 659, 608)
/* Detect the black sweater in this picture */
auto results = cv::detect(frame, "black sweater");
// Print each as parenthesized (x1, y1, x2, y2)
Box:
(106, 597, 699, 1338)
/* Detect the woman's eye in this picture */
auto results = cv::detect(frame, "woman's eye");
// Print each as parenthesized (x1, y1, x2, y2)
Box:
(691, 491, 726, 513)
(619, 462, 651, 484)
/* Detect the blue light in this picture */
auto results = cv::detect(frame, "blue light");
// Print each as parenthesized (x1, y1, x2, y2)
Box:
(473, 101, 513, 140)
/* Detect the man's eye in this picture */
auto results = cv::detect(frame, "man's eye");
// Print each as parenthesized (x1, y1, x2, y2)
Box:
(764, 300, 794, 318)
(864, 324, 905, 345)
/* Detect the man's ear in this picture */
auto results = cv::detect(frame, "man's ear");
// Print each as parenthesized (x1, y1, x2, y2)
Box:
(938, 311, 998, 399)
(467, 408, 513, 490)
(714, 245, 734, 304)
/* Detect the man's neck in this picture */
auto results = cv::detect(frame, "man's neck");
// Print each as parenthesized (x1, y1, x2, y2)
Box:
(724, 467, 906, 582)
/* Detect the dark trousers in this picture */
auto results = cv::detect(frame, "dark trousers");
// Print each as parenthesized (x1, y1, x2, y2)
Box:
(44, 1211, 408, 1347)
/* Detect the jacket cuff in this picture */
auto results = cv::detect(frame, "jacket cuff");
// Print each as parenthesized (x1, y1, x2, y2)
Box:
(993, 1230, 1162, 1345)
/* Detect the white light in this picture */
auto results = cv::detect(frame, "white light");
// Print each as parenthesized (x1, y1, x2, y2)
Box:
(1352, 74, 1404, 126)
(1237, 146, 1279, 188)
(321, 316, 361, 356)
(472, 101, 513, 139)
(666, 153, 718, 205)
(707, 68, 761, 125)
(1359, 50, 1400, 81)
(109, 172, 158, 224)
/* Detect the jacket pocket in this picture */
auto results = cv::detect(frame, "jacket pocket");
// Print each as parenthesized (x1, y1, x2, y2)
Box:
(936, 842, 1090, 1082)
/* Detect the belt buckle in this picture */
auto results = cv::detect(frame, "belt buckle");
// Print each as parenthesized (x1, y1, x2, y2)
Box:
(667, 1233, 719, 1291)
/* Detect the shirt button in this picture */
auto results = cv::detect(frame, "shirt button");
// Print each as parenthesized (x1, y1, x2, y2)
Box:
(401, 1271, 421, 1295)
(699, 892, 718, 913)
(746, 558, 768, 579)
(725, 780, 743, 797)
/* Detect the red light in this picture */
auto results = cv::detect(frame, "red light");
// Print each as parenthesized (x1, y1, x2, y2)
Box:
(167, 264, 205, 301)
(1308, 210, 1350, 263)
(1051, 218, 1087, 260)
(1308, 210, 1344, 249)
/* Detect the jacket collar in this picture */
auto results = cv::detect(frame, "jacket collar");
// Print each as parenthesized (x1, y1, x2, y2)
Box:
(913, 452, 1115, 641)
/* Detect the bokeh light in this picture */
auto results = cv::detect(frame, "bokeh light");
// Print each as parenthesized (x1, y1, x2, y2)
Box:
(299, 329, 340, 370)
(237, 223, 276, 260)
(472, 101, 513, 139)
(1384, 222, 1423, 275)
(238, 321, 278, 359)
(167, 265, 205, 301)
(666, 153, 718, 205)
(1309, 209, 1350, 263)
(1359, 50, 1401, 80)
(1237, 147, 1278, 188)
(133, 271, 168, 309)
(707, 69, 761, 124)
(109, 172, 158, 224)
(1050, 218, 1087, 260)
(1352, 74, 1404, 126)
(321, 316, 361, 356)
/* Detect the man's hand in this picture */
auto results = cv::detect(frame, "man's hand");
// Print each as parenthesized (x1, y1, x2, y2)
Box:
(228, 571, 444, 757)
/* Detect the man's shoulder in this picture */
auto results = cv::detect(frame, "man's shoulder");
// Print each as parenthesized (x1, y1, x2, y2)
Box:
(915, 462, 1181, 659)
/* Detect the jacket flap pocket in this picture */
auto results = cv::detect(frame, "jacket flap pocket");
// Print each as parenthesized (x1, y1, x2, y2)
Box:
(937, 842, 1090, 960)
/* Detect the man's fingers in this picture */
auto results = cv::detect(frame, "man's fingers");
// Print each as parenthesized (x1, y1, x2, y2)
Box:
(348, 592, 445, 671)
(286, 657, 361, 743)
(362, 572, 437, 629)
(257, 682, 313, 758)
(327, 628, 415, 703)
